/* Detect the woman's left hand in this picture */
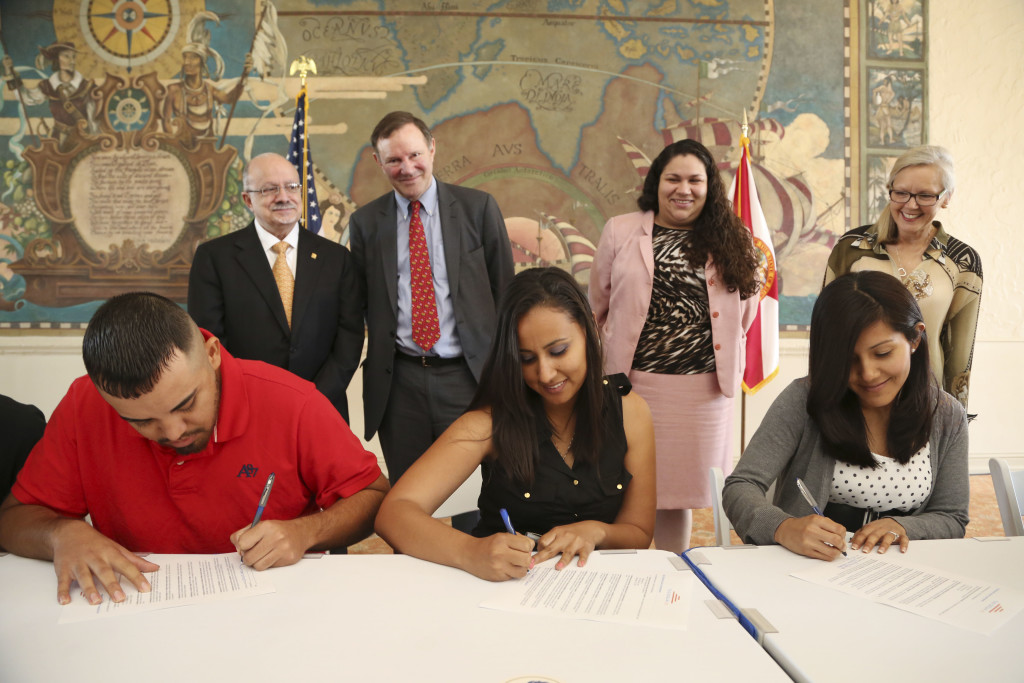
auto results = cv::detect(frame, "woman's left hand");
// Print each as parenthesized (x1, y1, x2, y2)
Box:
(851, 518, 908, 554)
(531, 521, 606, 570)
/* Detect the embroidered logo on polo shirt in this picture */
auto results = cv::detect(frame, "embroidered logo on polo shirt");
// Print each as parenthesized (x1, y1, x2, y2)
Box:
(237, 464, 259, 478)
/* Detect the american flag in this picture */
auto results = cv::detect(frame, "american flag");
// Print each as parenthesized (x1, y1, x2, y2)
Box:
(286, 86, 321, 233)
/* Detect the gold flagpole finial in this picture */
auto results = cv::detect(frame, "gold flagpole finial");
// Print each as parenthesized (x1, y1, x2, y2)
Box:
(289, 56, 317, 88)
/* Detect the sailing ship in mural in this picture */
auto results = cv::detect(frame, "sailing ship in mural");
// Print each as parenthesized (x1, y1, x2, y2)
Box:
(507, 213, 596, 287)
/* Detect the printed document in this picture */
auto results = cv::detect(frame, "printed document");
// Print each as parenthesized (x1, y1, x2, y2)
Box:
(792, 553, 1024, 634)
(481, 558, 693, 629)
(59, 553, 275, 624)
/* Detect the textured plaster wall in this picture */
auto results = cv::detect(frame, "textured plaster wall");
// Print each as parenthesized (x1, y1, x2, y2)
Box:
(929, 0, 1023, 341)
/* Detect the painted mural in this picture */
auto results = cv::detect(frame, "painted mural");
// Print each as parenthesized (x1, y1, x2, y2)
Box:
(0, 1, 891, 328)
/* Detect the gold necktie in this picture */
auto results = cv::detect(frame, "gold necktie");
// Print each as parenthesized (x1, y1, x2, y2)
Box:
(271, 241, 293, 327)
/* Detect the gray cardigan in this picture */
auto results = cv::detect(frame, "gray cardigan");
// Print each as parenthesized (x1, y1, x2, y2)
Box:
(723, 378, 969, 545)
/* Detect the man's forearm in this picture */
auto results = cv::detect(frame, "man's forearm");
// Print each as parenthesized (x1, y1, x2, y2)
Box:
(0, 496, 81, 559)
(297, 475, 389, 551)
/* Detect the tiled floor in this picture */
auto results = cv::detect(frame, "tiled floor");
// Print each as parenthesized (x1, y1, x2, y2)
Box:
(350, 474, 1007, 554)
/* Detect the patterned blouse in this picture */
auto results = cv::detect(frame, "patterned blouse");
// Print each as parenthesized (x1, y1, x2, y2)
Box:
(829, 445, 933, 513)
(823, 221, 982, 408)
(632, 225, 716, 375)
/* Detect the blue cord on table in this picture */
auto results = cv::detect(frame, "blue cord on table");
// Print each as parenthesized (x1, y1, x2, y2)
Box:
(681, 546, 758, 640)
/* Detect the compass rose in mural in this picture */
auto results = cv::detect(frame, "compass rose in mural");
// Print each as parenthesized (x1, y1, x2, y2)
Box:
(81, 0, 181, 71)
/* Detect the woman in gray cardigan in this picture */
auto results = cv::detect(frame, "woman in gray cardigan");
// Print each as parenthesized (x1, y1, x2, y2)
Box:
(723, 271, 968, 560)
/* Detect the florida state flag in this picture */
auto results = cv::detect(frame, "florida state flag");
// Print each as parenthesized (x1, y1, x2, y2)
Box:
(729, 132, 779, 394)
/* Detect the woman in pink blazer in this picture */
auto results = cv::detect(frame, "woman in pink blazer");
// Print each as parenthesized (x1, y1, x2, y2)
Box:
(590, 140, 760, 552)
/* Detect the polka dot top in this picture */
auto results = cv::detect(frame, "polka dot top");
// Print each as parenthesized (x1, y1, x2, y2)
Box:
(828, 444, 932, 512)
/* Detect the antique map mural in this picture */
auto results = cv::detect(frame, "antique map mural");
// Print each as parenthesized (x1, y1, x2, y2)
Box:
(0, 0, 872, 327)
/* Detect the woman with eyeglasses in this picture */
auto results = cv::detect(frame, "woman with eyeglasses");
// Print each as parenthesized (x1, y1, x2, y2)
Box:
(824, 145, 982, 409)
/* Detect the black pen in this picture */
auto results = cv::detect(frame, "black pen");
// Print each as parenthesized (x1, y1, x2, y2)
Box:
(250, 473, 275, 528)
(795, 477, 847, 556)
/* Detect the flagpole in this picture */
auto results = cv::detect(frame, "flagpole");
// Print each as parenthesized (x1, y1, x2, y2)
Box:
(289, 56, 316, 229)
(733, 108, 781, 453)
(218, 0, 269, 148)
(739, 110, 749, 455)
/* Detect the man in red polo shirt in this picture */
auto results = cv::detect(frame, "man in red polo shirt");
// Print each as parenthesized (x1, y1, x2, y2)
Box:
(0, 292, 388, 607)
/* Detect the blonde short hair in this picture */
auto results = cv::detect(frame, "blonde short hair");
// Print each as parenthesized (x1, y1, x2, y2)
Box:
(875, 145, 955, 243)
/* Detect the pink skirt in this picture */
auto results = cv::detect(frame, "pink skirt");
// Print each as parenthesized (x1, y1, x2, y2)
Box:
(628, 369, 735, 509)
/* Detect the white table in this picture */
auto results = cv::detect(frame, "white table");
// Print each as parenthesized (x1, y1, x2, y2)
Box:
(692, 538, 1024, 683)
(0, 550, 788, 682)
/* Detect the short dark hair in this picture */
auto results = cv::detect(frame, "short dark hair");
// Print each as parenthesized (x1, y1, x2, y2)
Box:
(637, 139, 759, 298)
(470, 267, 607, 486)
(370, 111, 432, 152)
(83, 292, 199, 399)
(808, 271, 934, 466)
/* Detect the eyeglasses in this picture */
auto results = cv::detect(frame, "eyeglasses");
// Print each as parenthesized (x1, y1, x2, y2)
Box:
(244, 183, 302, 197)
(888, 189, 944, 206)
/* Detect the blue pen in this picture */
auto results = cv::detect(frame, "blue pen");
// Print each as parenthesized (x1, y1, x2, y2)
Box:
(795, 477, 846, 556)
(250, 473, 276, 528)
(499, 508, 516, 535)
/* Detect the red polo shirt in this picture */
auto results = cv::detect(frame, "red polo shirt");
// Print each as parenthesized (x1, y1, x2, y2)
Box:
(12, 340, 381, 553)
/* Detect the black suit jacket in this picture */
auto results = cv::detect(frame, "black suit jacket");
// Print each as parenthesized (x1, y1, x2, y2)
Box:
(0, 394, 45, 500)
(349, 180, 513, 441)
(187, 222, 364, 422)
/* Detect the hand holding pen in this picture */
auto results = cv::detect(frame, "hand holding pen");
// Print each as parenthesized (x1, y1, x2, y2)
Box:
(795, 477, 846, 557)
(250, 473, 276, 528)
(772, 478, 847, 561)
(232, 473, 276, 566)
(465, 508, 532, 581)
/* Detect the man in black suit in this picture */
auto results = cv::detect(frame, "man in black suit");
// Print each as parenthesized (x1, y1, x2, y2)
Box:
(349, 112, 513, 526)
(188, 152, 363, 422)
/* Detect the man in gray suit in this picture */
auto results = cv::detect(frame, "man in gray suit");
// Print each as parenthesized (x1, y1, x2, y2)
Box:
(349, 112, 513, 529)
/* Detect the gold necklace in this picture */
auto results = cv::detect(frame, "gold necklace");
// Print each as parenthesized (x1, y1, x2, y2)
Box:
(890, 244, 908, 278)
(891, 225, 936, 279)
(553, 433, 575, 463)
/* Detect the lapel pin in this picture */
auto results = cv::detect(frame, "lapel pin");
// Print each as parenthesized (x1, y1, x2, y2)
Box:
(311, 253, 317, 259)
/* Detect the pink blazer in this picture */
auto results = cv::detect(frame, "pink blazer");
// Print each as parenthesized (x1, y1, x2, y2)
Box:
(589, 211, 758, 399)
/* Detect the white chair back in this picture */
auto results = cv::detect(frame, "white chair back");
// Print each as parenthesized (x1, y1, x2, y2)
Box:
(709, 467, 776, 546)
(989, 458, 1024, 536)
(709, 467, 733, 546)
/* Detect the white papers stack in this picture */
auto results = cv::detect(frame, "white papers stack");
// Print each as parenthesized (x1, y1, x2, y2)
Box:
(481, 556, 693, 630)
(792, 553, 1024, 635)
(59, 553, 275, 624)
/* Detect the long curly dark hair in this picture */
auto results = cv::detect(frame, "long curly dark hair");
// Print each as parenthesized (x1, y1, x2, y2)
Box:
(637, 140, 759, 298)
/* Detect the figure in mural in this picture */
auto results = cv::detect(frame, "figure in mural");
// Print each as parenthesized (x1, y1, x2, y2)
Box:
(160, 12, 251, 148)
(884, 0, 911, 56)
(2, 42, 97, 151)
(318, 197, 348, 245)
(873, 76, 896, 145)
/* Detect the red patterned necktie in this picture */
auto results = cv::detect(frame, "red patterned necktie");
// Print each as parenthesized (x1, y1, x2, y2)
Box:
(409, 200, 440, 352)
